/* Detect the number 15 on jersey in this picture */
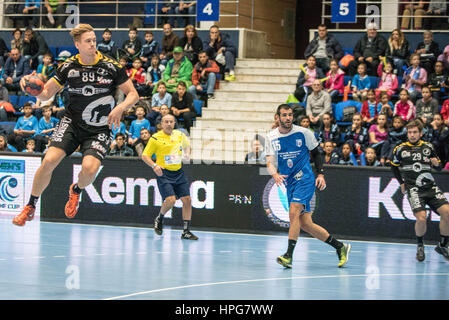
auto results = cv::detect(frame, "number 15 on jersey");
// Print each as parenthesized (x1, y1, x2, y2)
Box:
(331, 0, 356, 23)
(197, 0, 220, 22)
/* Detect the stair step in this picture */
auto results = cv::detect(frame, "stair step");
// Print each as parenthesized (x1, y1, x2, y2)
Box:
(214, 90, 290, 102)
(192, 118, 272, 130)
(219, 82, 296, 92)
(235, 67, 300, 76)
(206, 101, 278, 112)
(234, 74, 297, 84)
(202, 109, 274, 121)
(236, 59, 305, 69)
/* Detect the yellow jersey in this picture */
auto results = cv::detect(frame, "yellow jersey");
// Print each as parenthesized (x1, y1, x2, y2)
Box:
(142, 129, 190, 171)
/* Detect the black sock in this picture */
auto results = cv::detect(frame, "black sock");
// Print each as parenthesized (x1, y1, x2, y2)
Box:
(286, 239, 297, 257)
(183, 220, 191, 232)
(417, 236, 424, 246)
(73, 183, 82, 194)
(325, 235, 344, 250)
(157, 212, 164, 220)
(27, 195, 39, 208)
(440, 235, 449, 247)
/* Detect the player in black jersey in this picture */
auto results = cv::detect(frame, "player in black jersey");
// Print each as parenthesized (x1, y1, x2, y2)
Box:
(391, 120, 449, 261)
(13, 24, 139, 226)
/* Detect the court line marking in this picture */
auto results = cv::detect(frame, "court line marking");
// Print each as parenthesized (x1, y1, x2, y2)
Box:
(103, 272, 449, 300)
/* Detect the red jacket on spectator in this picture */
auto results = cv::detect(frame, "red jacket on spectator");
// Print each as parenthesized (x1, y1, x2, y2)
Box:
(325, 68, 345, 94)
(127, 67, 146, 84)
(441, 99, 449, 121)
(192, 59, 220, 89)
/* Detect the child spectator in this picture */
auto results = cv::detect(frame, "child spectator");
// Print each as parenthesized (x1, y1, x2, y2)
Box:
(361, 89, 381, 123)
(404, 53, 427, 103)
(36, 52, 56, 83)
(143, 54, 166, 97)
(415, 86, 439, 125)
(294, 55, 325, 102)
(380, 115, 407, 165)
(441, 98, 449, 126)
(337, 142, 356, 165)
(171, 81, 196, 134)
(321, 140, 340, 164)
(344, 112, 369, 156)
(140, 31, 160, 70)
(97, 28, 118, 58)
(155, 104, 172, 128)
(148, 81, 172, 126)
(119, 56, 129, 69)
(363, 147, 381, 166)
(376, 61, 398, 99)
(379, 91, 394, 119)
(430, 113, 449, 165)
(8, 103, 38, 152)
(393, 89, 415, 121)
(34, 106, 59, 152)
(351, 63, 371, 102)
(111, 116, 128, 140)
(127, 57, 146, 95)
(298, 115, 314, 132)
(109, 133, 134, 157)
(324, 58, 345, 102)
(120, 27, 142, 62)
(315, 112, 341, 148)
(427, 61, 449, 103)
(23, 139, 36, 153)
(0, 134, 13, 152)
(128, 105, 151, 145)
(368, 113, 388, 156)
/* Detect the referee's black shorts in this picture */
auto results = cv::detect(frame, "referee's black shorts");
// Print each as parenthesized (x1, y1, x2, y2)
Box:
(156, 168, 190, 201)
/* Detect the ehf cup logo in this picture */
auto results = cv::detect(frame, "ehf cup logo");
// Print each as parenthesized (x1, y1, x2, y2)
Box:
(0, 175, 19, 202)
(0, 159, 25, 211)
(262, 178, 316, 228)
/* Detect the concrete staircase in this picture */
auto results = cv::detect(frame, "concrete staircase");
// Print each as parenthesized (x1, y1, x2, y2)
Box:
(190, 58, 304, 163)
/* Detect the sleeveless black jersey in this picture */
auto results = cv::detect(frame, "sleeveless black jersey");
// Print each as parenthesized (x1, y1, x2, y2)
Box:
(391, 140, 440, 189)
(52, 51, 128, 133)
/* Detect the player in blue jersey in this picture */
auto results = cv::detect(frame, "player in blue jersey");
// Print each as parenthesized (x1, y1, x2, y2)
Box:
(266, 104, 351, 268)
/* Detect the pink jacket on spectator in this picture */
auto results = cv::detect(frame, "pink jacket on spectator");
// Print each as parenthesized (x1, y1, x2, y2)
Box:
(394, 99, 415, 121)
(376, 65, 398, 97)
(325, 69, 345, 94)
(441, 99, 449, 121)
(404, 66, 427, 92)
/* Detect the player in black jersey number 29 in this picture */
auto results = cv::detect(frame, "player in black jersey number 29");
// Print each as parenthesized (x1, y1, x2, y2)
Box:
(12, 24, 139, 226)
(391, 120, 449, 262)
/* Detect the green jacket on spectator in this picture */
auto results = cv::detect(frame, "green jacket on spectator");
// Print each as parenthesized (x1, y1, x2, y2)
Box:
(154, 56, 193, 93)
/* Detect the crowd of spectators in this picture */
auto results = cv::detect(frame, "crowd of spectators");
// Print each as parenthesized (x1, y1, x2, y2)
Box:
(0, 23, 237, 157)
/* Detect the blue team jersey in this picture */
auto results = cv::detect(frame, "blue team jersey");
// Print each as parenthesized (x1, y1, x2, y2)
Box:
(15, 115, 39, 137)
(38, 117, 59, 136)
(129, 118, 151, 139)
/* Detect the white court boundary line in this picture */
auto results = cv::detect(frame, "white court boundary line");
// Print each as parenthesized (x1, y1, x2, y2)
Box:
(103, 272, 449, 300)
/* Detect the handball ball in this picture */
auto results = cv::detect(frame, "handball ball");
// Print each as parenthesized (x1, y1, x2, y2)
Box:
(24, 76, 44, 96)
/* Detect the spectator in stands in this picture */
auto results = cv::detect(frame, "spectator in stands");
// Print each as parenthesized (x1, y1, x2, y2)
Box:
(304, 24, 344, 74)
(422, 0, 447, 30)
(127, 57, 147, 96)
(111, 115, 128, 140)
(344, 113, 369, 156)
(324, 58, 345, 102)
(347, 22, 387, 76)
(175, 1, 196, 28)
(394, 89, 416, 121)
(0, 36, 9, 69)
(337, 143, 355, 165)
(142, 54, 165, 97)
(36, 52, 56, 83)
(148, 81, 172, 126)
(156, 46, 193, 94)
(23, 139, 37, 153)
(109, 133, 135, 157)
(415, 86, 439, 125)
(294, 56, 325, 103)
(128, 105, 151, 146)
(380, 115, 407, 165)
(0, 135, 12, 152)
(401, 0, 426, 30)
(351, 63, 371, 102)
(155, 104, 172, 129)
(120, 27, 143, 63)
(428, 60, 448, 103)
(441, 98, 449, 126)
(415, 30, 441, 74)
(158, 1, 176, 27)
(361, 89, 381, 123)
(10, 28, 24, 56)
(179, 25, 203, 67)
(34, 106, 59, 152)
(0, 83, 10, 120)
(1, 48, 30, 93)
(363, 147, 381, 166)
(306, 79, 332, 129)
(379, 91, 394, 119)
(376, 61, 398, 99)
(23, 0, 41, 28)
(321, 140, 340, 164)
(437, 45, 449, 71)
(203, 25, 237, 82)
(160, 23, 180, 66)
(23, 27, 50, 69)
(368, 113, 388, 156)
(316, 112, 341, 148)
(8, 103, 38, 152)
(44, 0, 67, 28)
(385, 29, 410, 77)
(189, 51, 219, 100)
(97, 28, 118, 59)
(140, 31, 160, 70)
(133, 127, 152, 157)
(245, 138, 266, 164)
(404, 53, 428, 103)
(171, 81, 196, 133)
(430, 113, 449, 165)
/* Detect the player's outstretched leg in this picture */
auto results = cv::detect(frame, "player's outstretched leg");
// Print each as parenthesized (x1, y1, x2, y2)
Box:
(180, 196, 198, 240)
(435, 205, 449, 260)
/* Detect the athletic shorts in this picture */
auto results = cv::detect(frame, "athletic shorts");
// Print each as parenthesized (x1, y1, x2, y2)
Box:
(49, 116, 112, 161)
(406, 185, 449, 214)
(286, 178, 315, 213)
(156, 168, 190, 201)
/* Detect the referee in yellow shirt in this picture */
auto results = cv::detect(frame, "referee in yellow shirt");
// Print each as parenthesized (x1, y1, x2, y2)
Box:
(142, 114, 198, 240)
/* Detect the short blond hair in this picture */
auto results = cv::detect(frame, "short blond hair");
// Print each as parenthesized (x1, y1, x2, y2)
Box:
(70, 24, 94, 42)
